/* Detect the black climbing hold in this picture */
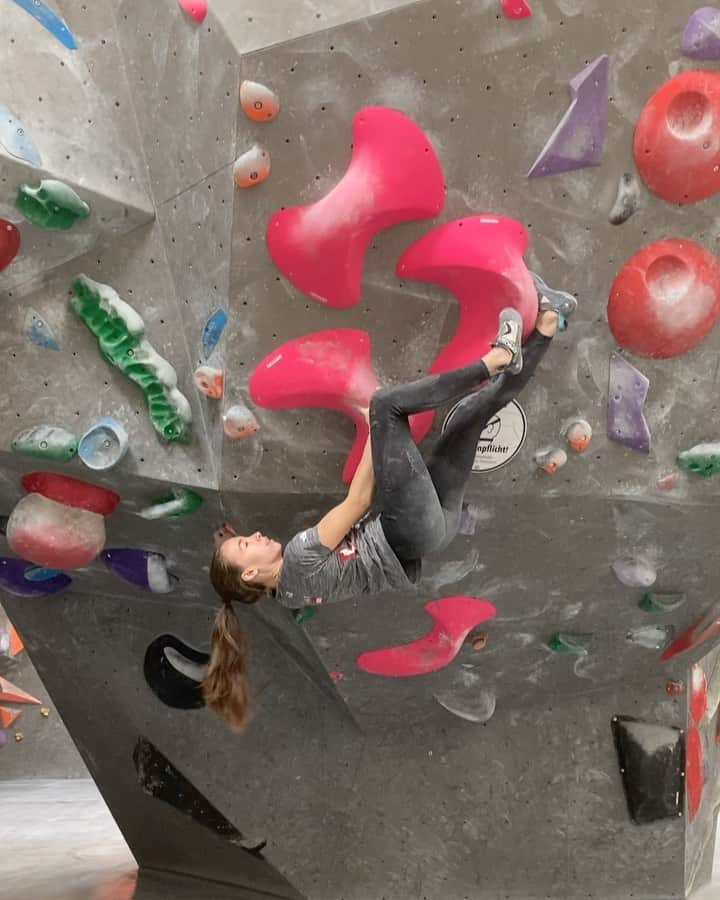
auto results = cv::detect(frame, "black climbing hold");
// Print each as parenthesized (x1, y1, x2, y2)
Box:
(133, 736, 267, 854)
(143, 634, 209, 710)
(611, 715, 684, 824)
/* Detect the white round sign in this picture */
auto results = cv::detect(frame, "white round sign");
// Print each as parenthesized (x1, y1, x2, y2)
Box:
(441, 399, 527, 473)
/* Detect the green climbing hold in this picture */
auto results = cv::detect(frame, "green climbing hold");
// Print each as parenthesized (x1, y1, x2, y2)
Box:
(11, 425, 78, 462)
(547, 632, 592, 655)
(677, 442, 720, 477)
(139, 487, 203, 520)
(639, 592, 687, 613)
(69, 276, 192, 444)
(16, 180, 90, 230)
(293, 607, 318, 626)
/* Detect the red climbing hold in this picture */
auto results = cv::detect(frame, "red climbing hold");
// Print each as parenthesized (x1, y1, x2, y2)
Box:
(634, 70, 720, 204)
(0, 220, 20, 272)
(357, 596, 497, 677)
(249, 329, 419, 483)
(21, 472, 120, 516)
(501, 0, 532, 17)
(0, 675, 40, 705)
(661, 599, 720, 661)
(177, 0, 207, 23)
(686, 724, 704, 821)
(266, 106, 445, 307)
(690, 663, 708, 723)
(608, 238, 720, 358)
(398, 216, 537, 439)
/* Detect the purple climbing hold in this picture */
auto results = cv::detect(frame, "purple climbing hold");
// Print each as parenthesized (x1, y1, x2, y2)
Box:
(607, 353, 651, 453)
(528, 55, 609, 178)
(102, 548, 175, 594)
(0, 729, 7, 749)
(0, 557, 71, 597)
(682, 7, 720, 59)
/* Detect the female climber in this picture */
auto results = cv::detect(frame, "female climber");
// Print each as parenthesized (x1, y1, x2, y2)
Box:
(204, 273, 576, 731)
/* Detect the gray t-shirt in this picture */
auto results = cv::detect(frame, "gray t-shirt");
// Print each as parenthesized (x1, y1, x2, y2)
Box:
(276, 513, 418, 609)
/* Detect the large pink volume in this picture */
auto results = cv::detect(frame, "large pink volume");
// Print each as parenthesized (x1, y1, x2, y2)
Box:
(266, 107, 446, 307)
(250, 329, 428, 482)
(397, 216, 537, 438)
(357, 596, 497, 677)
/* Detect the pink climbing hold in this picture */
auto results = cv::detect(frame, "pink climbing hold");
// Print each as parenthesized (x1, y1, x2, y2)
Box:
(177, 0, 207, 23)
(501, 0, 532, 17)
(397, 216, 537, 440)
(266, 106, 445, 307)
(357, 596, 497, 677)
(251, 329, 388, 482)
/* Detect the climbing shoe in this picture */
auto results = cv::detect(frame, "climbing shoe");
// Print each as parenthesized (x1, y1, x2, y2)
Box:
(492, 308, 524, 375)
(530, 270, 578, 318)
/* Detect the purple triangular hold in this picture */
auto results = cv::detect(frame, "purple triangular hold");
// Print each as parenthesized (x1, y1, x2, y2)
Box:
(0, 557, 71, 597)
(528, 55, 609, 178)
(682, 7, 720, 59)
(102, 548, 175, 593)
(607, 353, 651, 453)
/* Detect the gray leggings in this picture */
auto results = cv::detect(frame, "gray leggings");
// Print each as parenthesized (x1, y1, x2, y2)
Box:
(370, 330, 552, 562)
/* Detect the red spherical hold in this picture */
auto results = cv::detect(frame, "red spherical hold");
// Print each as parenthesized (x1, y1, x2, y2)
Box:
(608, 238, 720, 358)
(634, 70, 720, 204)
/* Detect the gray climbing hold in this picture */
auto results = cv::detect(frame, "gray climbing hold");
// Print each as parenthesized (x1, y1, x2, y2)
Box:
(626, 625, 675, 650)
(434, 669, 496, 723)
(528, 55, 609, 178)
(682, 7, 720, 59)
(609, 173, 640, 225)
(24, 308, 60, 350)
(0, 106, 41, 167)
(78, 419, 129, 471)
(612, 557, 657, 588)
(607, 353, 651, 453)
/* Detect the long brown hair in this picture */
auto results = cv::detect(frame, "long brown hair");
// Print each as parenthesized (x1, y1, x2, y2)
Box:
(203, 548, 268, 732)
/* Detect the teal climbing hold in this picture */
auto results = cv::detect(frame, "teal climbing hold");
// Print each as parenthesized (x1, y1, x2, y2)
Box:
(293, 606, 318, 625)
(11, 425, 78, 462)
(17, 180, 89, 230)
(678, 442, 720, 477)
(138, 487, 204, 520)
(69, 276, 192, 444)
(548, 632, 592, 655)
(639, 592, 687, 613)
(24, 565, 64, 583)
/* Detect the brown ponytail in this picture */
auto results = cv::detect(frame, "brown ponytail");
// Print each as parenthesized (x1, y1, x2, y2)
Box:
(203, 549, 269, 732)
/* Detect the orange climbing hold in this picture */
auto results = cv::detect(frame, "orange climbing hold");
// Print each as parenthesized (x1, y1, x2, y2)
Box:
(0, 675, 40, 705)
(240, 81, 280, 122)
(0, 707, 21, 728)
(233, 146, 271, 188)
(194, 366, 224, 399)
(9, 624, 24, 657)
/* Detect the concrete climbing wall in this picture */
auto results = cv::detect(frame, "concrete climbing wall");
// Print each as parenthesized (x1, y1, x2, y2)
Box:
(1, 0, 719, 898)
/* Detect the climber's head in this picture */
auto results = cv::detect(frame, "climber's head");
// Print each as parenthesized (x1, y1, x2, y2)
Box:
(204, 530, 282, 732)
(213, 530, 283, 593)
